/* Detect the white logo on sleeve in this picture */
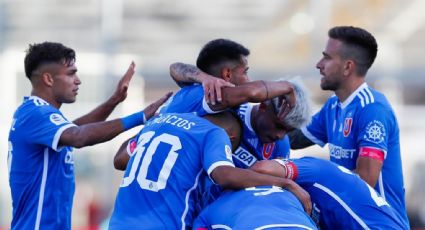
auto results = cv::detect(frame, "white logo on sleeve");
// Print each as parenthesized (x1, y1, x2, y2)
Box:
(50, 113, 68, 125)
(225, 145, 233, 161)
(364, 120, 386, 144)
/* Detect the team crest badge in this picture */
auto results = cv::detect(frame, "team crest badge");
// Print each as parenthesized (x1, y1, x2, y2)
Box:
(262, 143, 275, 159)
(343, 118, 353, 137)
(364, 120, 386, 144)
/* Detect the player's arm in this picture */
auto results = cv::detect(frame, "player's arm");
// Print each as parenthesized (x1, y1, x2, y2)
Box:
(59, 92, 172, 148)
(114, 136, 136, 170)
(211, 165, 311, 215)
(355, 148, 384, 187)
(74, 62, 135, 125)
(169, 62, 234, 103)
(209, 80, 295, 111)
(288, 129, 315, 149)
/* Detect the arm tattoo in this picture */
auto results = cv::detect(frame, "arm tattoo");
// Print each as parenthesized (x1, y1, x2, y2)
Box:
(287, 129, 314, 149)
(176, 63, 202, 83)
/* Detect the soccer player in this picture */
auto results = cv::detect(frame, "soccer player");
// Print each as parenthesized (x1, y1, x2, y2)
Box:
(288, 26, 408, 225)
(193, 186, 317, 230)
(252, 157, 408, 229)
(109, 112, 311, 229)
(7, 42, 171, 230)
(163, 39, 311, 168)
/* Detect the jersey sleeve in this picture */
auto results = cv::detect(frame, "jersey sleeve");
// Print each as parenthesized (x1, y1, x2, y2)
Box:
(28, 106, 76, 151)
(301, 100, 332, 147)
(288, 157, 325, 186)
(202, 128, 235, 180)
(357, 103, 393, 156)
(160, 85, 221, 116)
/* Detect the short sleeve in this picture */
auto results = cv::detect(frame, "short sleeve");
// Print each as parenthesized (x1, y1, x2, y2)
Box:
(202, 128, 235, 178)
(160, 85, 219, 116)
(24, 106, 75, 151)
(357, 103, 393, 152)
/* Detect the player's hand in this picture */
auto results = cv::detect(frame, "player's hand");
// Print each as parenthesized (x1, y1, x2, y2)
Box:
(276, 97, 293, 122)
(203, 77, 235, 105)
(143, 91, 173, 120)
(109, 61, 136, 105)
(287, 181, 312, 215)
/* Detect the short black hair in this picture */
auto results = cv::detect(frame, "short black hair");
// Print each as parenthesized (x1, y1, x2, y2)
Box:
(329, 26, 378, 76)
(196, 38, 250, 76)
(24, 42, 76, 79)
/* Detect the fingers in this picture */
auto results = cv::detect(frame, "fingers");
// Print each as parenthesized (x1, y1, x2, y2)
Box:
(277, 98, 292, 121)
(144, 91, 173, 120)
(121, 61, 136, 86)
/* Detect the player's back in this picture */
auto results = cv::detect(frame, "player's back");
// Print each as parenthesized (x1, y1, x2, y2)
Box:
(193, 186, 317, 230)
(109, 113, 234, 230)
(292, 157, 408, 229)
(160, 84, 212, 116)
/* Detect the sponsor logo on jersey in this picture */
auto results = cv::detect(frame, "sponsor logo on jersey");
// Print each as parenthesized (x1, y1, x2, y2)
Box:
(328, 143, 356, 160)
(343, 118, 353, 137)
(262, 143, 275, 159)
(50, 113, 68, 125)
(234, 146, 257, 167)
(364, 120, 386, 144)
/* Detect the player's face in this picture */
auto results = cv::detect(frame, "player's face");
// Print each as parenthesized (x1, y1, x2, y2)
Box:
(253, 104, 289, 143)
(51, 61, 81, 105)
(316, 38, 345, 91)
(229, 56, 250, 85)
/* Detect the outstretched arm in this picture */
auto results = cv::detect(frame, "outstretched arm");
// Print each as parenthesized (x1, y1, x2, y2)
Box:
(74, 62, 135, 125)
(211, 165, 311, 215)
(60, 92, 172, 148)
(208, 80, 295, 111)
(169, 62, 234, 104)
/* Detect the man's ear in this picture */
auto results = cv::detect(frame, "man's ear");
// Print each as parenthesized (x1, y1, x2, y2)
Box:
(41, 72, 54, 87)
(344, 60, 355, 76)
(221, 68, 232, 82)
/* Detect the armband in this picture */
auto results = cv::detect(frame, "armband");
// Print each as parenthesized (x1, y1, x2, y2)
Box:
(359, 146, 385, 162)
(121, 111, 146, 130)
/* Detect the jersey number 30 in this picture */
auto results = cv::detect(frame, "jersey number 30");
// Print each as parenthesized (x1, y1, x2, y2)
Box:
(120, 131, 182, 192)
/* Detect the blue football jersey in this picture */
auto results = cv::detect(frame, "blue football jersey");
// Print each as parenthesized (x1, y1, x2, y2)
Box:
(287, 157, 408, 229)
(301, 83, 408, 225)
(160, 84, 217, 116)
(109, 113, 235, 230)
(234, 103, 290, 168)
(193, 186, 317, 230)
(8, 96, 76, 230)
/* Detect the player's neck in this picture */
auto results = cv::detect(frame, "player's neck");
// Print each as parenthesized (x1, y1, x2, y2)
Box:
(335, 77, 365, 103)
(31, 89, 62, 109)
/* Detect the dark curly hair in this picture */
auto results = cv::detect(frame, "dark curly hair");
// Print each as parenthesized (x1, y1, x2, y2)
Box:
(24, 42, 75, 79)
(196, 39, 250, 76)
(329, 26, 378, 76)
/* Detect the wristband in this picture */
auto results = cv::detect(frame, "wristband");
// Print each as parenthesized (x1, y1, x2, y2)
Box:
(121, 111, 146, 130)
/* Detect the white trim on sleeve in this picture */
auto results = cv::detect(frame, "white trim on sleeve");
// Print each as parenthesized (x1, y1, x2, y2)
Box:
(52, 124, 76, 151)
(207, 161, 235, 184)
(202, 97, 222, 114)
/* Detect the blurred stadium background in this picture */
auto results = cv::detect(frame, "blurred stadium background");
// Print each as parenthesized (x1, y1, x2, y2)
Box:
(1, 0, 424, 228)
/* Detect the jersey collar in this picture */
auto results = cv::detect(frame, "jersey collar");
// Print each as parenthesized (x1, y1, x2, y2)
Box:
(339, 82, 368, 109)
